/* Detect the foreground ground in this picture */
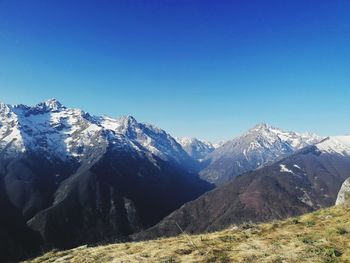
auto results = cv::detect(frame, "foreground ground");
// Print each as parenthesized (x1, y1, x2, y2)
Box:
(25, 205, 350, 263)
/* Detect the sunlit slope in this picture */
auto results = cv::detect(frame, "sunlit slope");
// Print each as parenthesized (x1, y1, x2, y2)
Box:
(25, 205, 350, 263)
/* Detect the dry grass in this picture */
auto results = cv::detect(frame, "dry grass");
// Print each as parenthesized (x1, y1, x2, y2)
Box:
(24, 205, 350, 263)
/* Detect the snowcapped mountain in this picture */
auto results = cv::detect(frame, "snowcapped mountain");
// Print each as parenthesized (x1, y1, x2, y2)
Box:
(199, 123, 323, 185)
(0, 99, 108, 160)
(0, 99, 212, 262)
(176, 137, 214, 162)
(0, 99, 194, 169)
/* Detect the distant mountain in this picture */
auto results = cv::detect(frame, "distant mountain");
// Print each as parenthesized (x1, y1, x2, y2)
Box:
(212, 140, 226, 149)
(0, 99, 212, 261)
(176, 137, 214, 162)
(199, 123, 323, 185)
(133, 135, 350, 240)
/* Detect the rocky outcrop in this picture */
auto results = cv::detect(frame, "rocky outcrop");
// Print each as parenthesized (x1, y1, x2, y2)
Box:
(336, 177, 350, 205)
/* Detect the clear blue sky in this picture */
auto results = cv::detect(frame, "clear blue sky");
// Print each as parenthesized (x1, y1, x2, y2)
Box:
(0, 0, 349, 142)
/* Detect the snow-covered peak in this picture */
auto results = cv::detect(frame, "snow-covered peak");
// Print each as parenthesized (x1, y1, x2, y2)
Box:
(98, 115, 139, 135)
(176, 137, 214, 161)
(35, 99, 65, 112)
(207, 124, 323, 162)
(200, 124, 324, 185)
(87, 114, 192, 165)
(245, 123, 322, 150)
(0, 100, 106, 160)
(316, 135, 350, 156)
(177, 137, 213, 148)
(0, 102, 11, 113)
(250, 123, 274, 131)
(108, 116, 191, 165)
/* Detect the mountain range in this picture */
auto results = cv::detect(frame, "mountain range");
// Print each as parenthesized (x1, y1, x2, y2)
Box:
(0, 99, 349, 262)
(0, 100, 212, 262)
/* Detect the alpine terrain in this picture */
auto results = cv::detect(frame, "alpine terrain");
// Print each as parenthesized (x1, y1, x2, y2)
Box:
(0, 99, 213, 262)
(133, 135, 350, 240)
(200, 123, 323, 185)
(1, 99, 348, 263)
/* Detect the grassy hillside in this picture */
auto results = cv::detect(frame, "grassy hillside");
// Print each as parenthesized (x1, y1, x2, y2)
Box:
(25, 205, 350, 263)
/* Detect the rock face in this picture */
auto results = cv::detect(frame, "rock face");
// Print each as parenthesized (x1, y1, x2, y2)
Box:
(133, 138, 350, 241)
(199, 124, 323, 185)
(0, 100, 213, 261)
(336, 177, 350, 205)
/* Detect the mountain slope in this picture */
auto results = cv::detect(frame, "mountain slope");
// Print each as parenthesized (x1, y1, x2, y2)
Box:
(0, 99, 212, 261)
(134, 136, 350, 240)
(26, 145, 210, 250)
(25, 205, 350, 263)
(200, 124, 323, 185)
(0, 174, 42, 263)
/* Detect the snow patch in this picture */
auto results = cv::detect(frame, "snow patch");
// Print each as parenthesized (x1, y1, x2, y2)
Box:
(293, 164, 302, 169)
(280, 164, 294, 174)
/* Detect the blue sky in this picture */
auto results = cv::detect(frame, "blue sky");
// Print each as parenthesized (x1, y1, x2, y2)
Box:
(0, 0, 349, 142)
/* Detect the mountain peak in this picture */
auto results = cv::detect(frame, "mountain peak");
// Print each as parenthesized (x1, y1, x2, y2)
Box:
(118, 115, 138, 126)
(36, 99, 65, 111)
(251, 123, 275, 131)
(0, 101, 10, 111)
(245, 123, 282, 138)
